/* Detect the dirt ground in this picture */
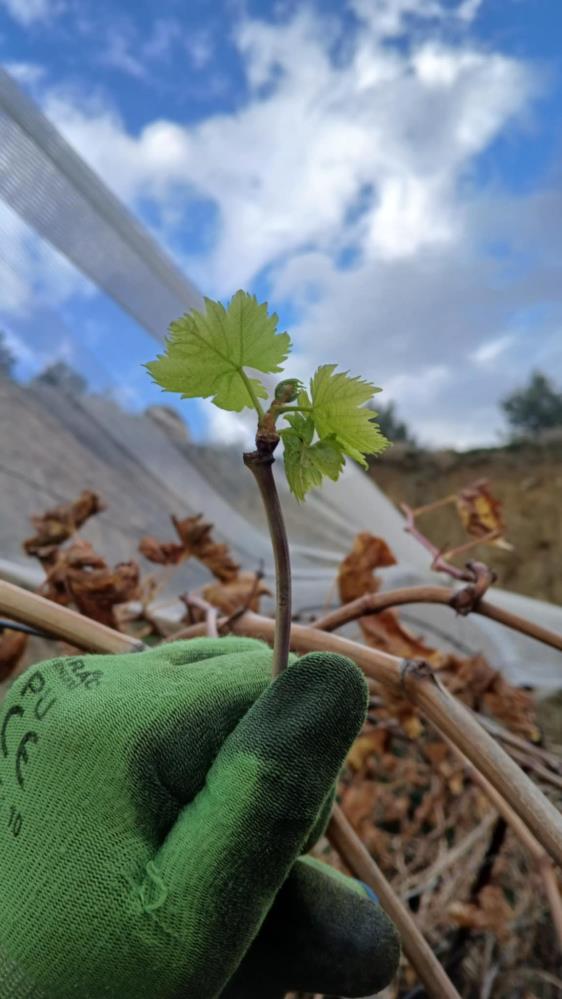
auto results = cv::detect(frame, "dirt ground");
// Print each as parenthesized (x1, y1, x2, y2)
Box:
(369, 437, 562, 607)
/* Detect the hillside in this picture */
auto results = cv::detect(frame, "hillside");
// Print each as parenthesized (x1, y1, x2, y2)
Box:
(370, 438, 562, 606)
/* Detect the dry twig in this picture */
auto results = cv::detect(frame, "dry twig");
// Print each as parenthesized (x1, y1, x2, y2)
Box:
(314, 583, 562, 654)
(329, 805, 462, 999)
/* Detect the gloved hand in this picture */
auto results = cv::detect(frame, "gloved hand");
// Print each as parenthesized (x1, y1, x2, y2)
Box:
(0, 636, 400, 998)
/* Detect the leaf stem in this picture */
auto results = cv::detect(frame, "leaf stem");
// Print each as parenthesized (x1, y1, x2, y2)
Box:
(243, 438, 291, 677)
(239, 369, 266, 421)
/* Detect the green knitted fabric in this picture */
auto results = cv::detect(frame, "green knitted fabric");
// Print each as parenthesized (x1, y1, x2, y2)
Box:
(0, 637, 399, 998)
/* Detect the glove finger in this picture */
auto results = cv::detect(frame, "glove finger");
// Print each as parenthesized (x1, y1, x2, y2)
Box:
(221, 856, 400, 998)
(145, 652, 368, 997)
(128, 642, 282, 841)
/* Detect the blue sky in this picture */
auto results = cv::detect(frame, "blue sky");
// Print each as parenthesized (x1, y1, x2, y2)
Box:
(0, 0, 561, 446)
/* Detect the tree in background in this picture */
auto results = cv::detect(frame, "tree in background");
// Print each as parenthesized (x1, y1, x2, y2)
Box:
(501, 371, 562, 437)
(369, 399, 417, 446)
(0, 331, 15, 378)
(34, 361, 88, 396)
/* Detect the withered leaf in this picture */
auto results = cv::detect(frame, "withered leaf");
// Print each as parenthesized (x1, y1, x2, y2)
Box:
(456, 479, 513, 550)
(338, 532, 396, 605)
(172, 514, 240, 582)
(41, 541, 140, 627)
(341, 779, 379, 832)
(347, 729, 389, 772)
(67, 561, 140, 627)
(23, 490, 105, 561)
(138, 536, 185, 565)
(140, 514, 240, 582)
(201, 571, 271, 616)
(360, 608, 444, 663)
(41, 540, 105, 606)
(448, 885, 514, 941)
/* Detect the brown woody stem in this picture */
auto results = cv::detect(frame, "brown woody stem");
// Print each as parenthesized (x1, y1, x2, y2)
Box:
(180, 593, 219, 638)
(0, 581, 143, 654)
(243, 437, 291, 677)
(313, 584, 562, 653)
(329, 805, 461, 999)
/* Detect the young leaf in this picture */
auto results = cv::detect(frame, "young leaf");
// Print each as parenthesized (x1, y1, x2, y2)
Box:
(146, 290, 291, 413)
(281, 415, 345, 501)
(309, 364, 389, 466)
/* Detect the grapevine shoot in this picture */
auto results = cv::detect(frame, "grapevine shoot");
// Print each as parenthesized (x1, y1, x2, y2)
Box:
(146, 290, 389, 500)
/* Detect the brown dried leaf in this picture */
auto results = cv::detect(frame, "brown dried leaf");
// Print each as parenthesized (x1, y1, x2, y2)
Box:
(201, 571, 271, 616)
(0, 630, 28, 681)
(337, 533, 446, 664)
(360, 608, 445, 663)
(448, 885, 514, 941)
(40, 540, 105, 606)
(138, 536, 185, 565)
(139, 514, 240, 582)
(67, 561, 140, 627)
(483, 684, 540, 743)
(347, 729, 389, 772)
(173, 514, 240, 582)
(23, 490, 105, 561)
(400, 712, 425, 740)
(424, 741, 451, 767)
(341, 779, 379, 832)
(338, 532, 396, 604)
(40, 541, 140, 627)
(445, 653, 539, 740)
(456, 479, 513, 550)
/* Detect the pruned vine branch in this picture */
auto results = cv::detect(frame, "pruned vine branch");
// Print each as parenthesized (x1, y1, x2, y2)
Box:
(329, 806, 462, 999)
(313, 583, 562, 653)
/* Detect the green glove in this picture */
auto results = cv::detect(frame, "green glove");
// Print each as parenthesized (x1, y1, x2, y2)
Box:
(0, 637, 400, 998)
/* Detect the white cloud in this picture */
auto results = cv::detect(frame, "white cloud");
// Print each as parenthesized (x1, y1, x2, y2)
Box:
(471, 334, 514, 365)
(0, 0, 61, 26)
(382, 365, 450, 402)
(43, 2, 534, 292)
(457, 0, 483, 22)
(350, 0, 444, 38)
(101, 32, 146, 80)
(3, 61, 46, 85)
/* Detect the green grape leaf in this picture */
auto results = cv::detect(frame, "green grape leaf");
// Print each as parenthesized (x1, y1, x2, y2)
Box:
(284, 412, 314, 444)
(309, 364, 389, 466)
(281, 419, 345, 501)
(146, 290, 291, 412)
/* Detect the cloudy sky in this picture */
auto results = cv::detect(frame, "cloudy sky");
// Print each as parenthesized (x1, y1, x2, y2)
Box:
(0, 0, 561, 447)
